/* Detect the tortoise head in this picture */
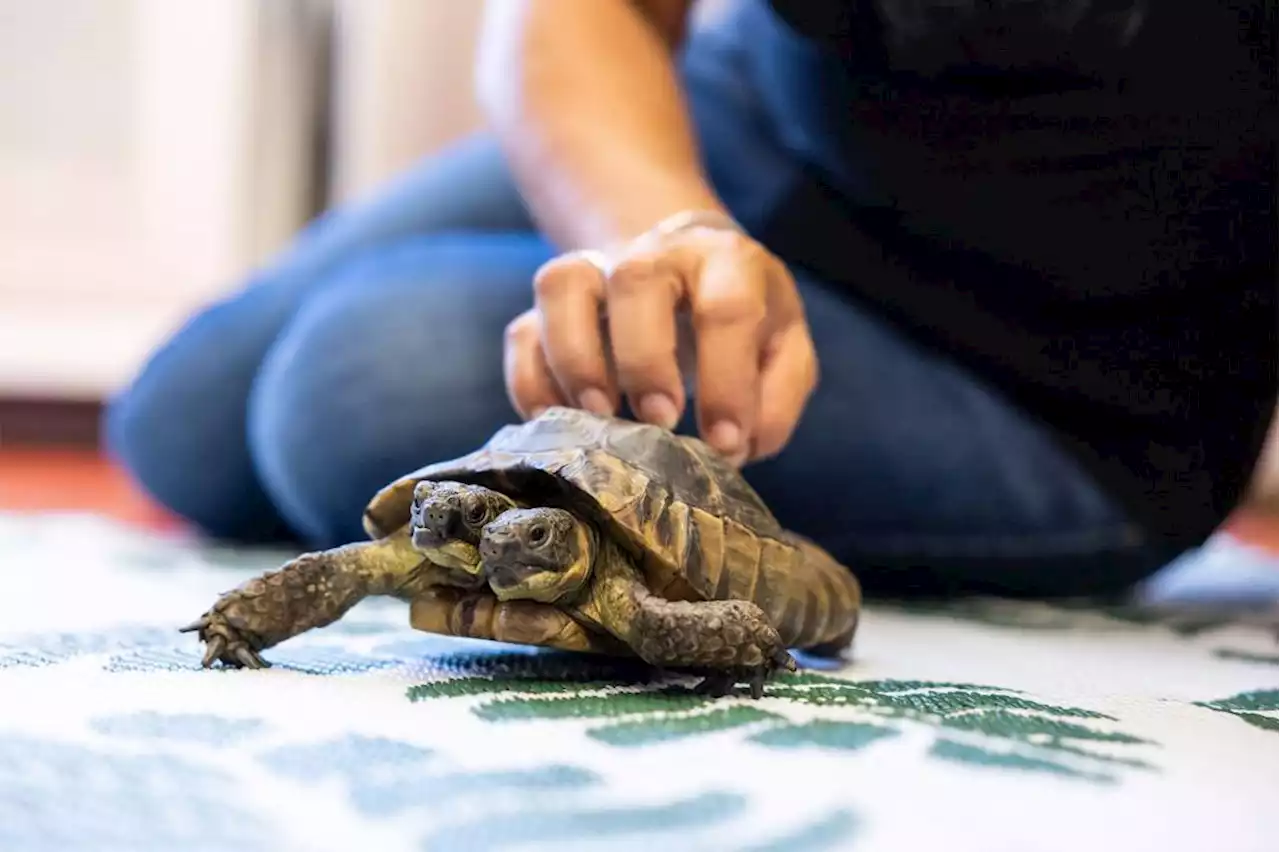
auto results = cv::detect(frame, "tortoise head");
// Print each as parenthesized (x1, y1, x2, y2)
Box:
(409, 481, 516, 575)
(477, 507, 592, 604)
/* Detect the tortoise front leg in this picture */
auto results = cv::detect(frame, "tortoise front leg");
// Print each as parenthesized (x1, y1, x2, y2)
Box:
(409, 588, 624, 655)
(627, 595, 798, 698)
(181, 528, 442, 668)
(585, 549, 797, 698)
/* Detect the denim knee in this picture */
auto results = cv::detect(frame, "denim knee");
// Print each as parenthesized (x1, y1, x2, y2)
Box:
(247, 235, 550, 548)
(102, 286, 300, 543)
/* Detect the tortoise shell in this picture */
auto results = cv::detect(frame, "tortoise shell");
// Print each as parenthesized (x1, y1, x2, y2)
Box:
(362, 407, 801, 604)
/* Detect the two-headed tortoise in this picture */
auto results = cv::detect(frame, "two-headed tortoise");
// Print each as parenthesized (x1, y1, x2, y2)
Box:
(181, 407, 863, 696)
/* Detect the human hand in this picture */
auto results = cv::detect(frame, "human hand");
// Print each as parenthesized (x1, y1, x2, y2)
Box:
(503, 212, 818, 466)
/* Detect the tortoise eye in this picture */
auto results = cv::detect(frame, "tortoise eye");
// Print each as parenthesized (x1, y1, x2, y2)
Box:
(528, 525, 547, 545)
(465, 501, 486, 524)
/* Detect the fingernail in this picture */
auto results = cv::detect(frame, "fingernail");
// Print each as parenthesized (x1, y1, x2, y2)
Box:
(578, 388, 613, 416)
(708, 420, 744, 460)
(638, 393, 679, 430)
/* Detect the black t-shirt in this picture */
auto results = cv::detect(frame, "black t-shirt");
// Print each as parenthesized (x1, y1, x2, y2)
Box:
(762, 0, 1276, 549)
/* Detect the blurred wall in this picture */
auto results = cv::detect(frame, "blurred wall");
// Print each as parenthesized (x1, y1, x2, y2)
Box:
(0, 0, 330, 399)
(328, 0, 486, 204)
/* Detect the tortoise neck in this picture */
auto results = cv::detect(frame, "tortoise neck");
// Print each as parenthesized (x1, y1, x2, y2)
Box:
(553, 518, 598, 603)
(572, 532, 645, 637)
(361, 528, 435, 596)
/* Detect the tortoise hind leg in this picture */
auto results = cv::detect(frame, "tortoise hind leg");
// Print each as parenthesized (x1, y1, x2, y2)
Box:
(409, 588, 625, 655)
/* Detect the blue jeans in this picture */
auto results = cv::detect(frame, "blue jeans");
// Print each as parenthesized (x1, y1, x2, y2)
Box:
(104, 2, 1170, 597)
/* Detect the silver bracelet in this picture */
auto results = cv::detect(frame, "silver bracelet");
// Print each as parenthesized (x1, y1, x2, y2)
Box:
(568, 210, 744, 277)
(645, 209, 744, 240)
(565, 249, 613, 276)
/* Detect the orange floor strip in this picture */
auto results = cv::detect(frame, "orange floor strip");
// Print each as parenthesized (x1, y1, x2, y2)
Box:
(0, 448, 182, 532)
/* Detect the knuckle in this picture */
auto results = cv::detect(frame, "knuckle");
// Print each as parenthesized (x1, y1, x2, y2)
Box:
(762, 252, 792, 287)
(503, 312, 538, 347)
(712, 230, 762, 266)
(731, 234, 767, 264)
(681, 225, 746, 254)
(609, 252, 660, 281)
(606, 255, 663, 298)
(532, 257, 590, 301)
(694, 289, 767, 328)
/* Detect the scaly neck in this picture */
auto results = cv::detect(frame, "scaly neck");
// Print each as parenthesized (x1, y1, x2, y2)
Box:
(569, 531, 644, 639)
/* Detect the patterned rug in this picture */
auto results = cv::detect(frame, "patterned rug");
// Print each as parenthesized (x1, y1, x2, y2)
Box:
(0, 512, 1275, 852)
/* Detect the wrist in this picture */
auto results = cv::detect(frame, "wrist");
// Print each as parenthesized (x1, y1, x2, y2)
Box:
(593, 172, 730, 246)
(599, 203, 744, 266)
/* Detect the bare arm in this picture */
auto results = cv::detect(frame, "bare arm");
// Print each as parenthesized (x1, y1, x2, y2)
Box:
(475, 0, 720, 250)
(478, 0, 819, 466)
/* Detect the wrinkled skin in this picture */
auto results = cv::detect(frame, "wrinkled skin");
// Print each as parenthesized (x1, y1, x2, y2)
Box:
(180, 480, 512, 667)
(478, 507, 796, 697)
(410, 481, 518, 571)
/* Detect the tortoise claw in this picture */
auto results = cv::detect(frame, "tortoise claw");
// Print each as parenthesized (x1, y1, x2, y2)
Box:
(693, 671, 736, 698)
(233, 646, 269, 669)
(644, 599, 795, 699)
(692, 661, 783, 700)
(185, 609, 270, 670)
(201, 635, 227, 668)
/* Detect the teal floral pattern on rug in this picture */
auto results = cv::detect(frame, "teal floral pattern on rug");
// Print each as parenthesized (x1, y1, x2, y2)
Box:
(1194, 690, 1279, 732)
(1213, 648, 1280, 665)
(408, 662, 1158, 785)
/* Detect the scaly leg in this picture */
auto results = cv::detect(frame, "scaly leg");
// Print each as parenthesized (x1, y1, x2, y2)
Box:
(583, 547, 797, 698)
(180, 527, 462, 668)
(628, 595, 797, 698)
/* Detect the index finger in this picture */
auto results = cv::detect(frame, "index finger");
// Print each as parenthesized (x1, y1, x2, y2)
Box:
(604, 252, 685, 429)
(689, 245, 770, 464)
(503, 309, 567, 419)
(533, 254, 616, 415)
